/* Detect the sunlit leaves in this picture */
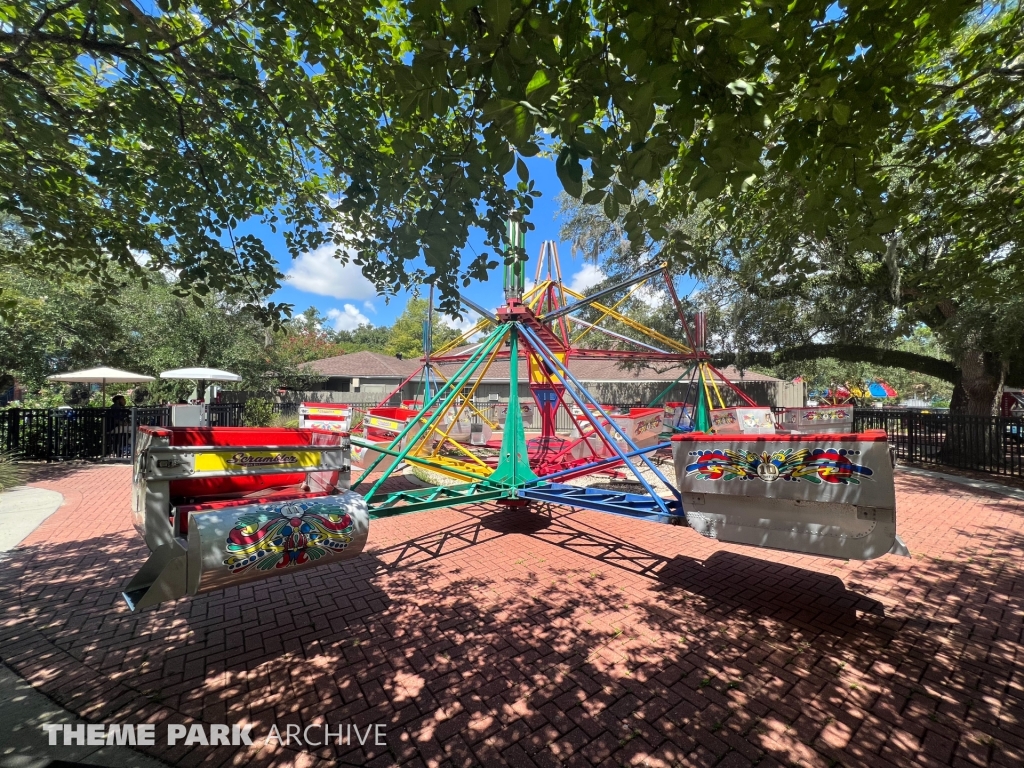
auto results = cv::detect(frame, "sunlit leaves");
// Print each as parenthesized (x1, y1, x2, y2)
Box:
(1, 0, 994, 322)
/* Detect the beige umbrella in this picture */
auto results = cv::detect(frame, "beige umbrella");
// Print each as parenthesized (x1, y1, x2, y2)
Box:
(48, 366, 155, 407)
(48, 367, 156, 459)
(160, 367, 241, 402)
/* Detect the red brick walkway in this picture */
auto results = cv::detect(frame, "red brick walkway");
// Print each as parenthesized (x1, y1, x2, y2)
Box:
(1, 464, 1022, 768)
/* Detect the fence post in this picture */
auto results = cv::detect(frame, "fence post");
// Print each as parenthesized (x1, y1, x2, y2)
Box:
(9, 408, 18, 455)
(130, 407, 138, 465)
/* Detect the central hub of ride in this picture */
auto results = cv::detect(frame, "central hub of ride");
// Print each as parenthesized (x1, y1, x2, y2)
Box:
(345, 237, 687, 525)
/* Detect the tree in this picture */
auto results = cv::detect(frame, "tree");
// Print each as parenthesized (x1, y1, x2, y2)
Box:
(2, 0, 978, 319)
(751, 327, 955, 406)
(335, 324, 393, 354)
(0, 266, 304, 399)
(275, 309, 348, 367)
(559, 4, 1024, 416)
(386, 298, 461, 360)
(563, 177, 1022, 414)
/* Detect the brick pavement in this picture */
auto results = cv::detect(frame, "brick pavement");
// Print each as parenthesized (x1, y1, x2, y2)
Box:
(0, 463, 1022, 768)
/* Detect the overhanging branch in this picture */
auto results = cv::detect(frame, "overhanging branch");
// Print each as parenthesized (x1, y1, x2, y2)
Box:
(712, 344, 960, 384)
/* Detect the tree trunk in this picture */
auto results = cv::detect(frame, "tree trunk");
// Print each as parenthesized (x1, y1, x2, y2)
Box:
(949, 348, 1004, 416)
(942, 348, 1006, 469)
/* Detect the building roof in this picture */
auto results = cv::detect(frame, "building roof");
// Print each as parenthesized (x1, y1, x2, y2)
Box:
(300, 351, 783, 385)
(300, 350, 422, 378)
(431, 357, 781, 384)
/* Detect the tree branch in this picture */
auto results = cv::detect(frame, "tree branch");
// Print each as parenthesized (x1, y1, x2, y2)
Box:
(712, 344, 961, 383)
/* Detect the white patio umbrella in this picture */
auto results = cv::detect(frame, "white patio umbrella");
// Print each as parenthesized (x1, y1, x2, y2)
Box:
(48, 366, 155, 407)
(48, 367, 156, 459)
(160, 367, 241, 401)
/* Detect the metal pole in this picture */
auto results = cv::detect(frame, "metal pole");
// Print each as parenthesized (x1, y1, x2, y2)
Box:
(354, 325, 510, 493)
(539, 265, 665, 321)
(567, 317, 671, 354)
(663, 268, 697, 351)
(101, 404, 106, 460)
(519, 325, 679, 506)
(349, 437, 489, 482)
(539, 442, 671, 483)
(425, 284, 434, 401)
(130, 407, 138, 465)
(458, 294, 498, 323)
(649, 363, 695, 407)
(358, 327, 509, 498)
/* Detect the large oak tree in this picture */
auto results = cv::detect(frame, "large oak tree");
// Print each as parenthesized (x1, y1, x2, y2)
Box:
(561, 4, 1024, 415)
(2, 0, 977, 320)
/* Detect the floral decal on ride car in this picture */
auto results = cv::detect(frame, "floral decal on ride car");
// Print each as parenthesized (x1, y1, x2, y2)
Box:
(685, 447, 873, 484)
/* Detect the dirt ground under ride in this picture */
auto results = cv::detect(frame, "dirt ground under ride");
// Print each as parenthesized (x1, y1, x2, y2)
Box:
(1, 462, 1021, 768)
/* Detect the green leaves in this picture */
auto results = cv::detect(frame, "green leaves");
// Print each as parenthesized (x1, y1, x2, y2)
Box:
(526, 69, 551, 95)
(516, 156, 529, 182)
(556, 146, 584, 198)
(1, 0, 988, 321)
(482, 0, 512, 33)
(603, 194, 619, 220)
(482, 99, 536, 146)
(525, 69, 558, 104)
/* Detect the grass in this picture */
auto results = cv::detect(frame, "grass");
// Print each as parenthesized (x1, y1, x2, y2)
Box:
(272, 413, 300, 428)
(0, 452, 25, 493)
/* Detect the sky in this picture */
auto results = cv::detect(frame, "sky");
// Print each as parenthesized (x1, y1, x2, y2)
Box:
(263, 155, 646, 333)
(267, 3, 851, 334)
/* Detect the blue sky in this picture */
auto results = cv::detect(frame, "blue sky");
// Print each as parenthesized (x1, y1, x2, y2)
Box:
(266, 4, 851, 333)
(265, 155, 620, 332)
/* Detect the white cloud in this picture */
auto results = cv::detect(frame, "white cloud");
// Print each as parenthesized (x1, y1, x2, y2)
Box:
(634, 284, 668, 306)
(327, 304, 372, 332)
(285, 246, 376, 300)
(437, 308, 488, 344)
(567, 264, 606, 293)
(441, 308, 483, 335)
(362, 300, 377, 314)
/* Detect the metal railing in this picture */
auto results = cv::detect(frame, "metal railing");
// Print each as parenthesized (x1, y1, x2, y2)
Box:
(208, 402, 245, 427)
(5, 402, 1020, 479)
(1, 403, 248, 461)
(1, 407, 143, 461)
(854, 408, 1023, 478)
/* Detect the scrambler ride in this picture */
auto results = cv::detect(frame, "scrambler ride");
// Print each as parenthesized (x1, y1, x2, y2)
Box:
(123, 233, 908, 610)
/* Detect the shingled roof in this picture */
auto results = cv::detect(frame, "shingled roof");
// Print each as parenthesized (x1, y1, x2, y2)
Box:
(301, 348, 780, 384)
(431, 356, 781, 383)
(300, 350, 422, 378)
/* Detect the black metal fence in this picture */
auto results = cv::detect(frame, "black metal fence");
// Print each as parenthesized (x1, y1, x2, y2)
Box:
(4, 403, 1022, 479)
(0, 403, 248, 461)
(0, 407, 143, 461)
(854, 408, 1023, 478)
(209, 402, 245, 427)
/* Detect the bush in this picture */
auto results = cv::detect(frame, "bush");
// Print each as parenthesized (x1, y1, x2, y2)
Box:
(243, 398, 275, 427)
(272, 413, 300, 428)
(4, 386, 66, 409)
(0, 452, 25, 492)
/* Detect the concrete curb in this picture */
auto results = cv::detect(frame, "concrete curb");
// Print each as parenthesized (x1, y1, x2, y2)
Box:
(0, 486, 63, 554)
(896, 464, 1024, 502)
